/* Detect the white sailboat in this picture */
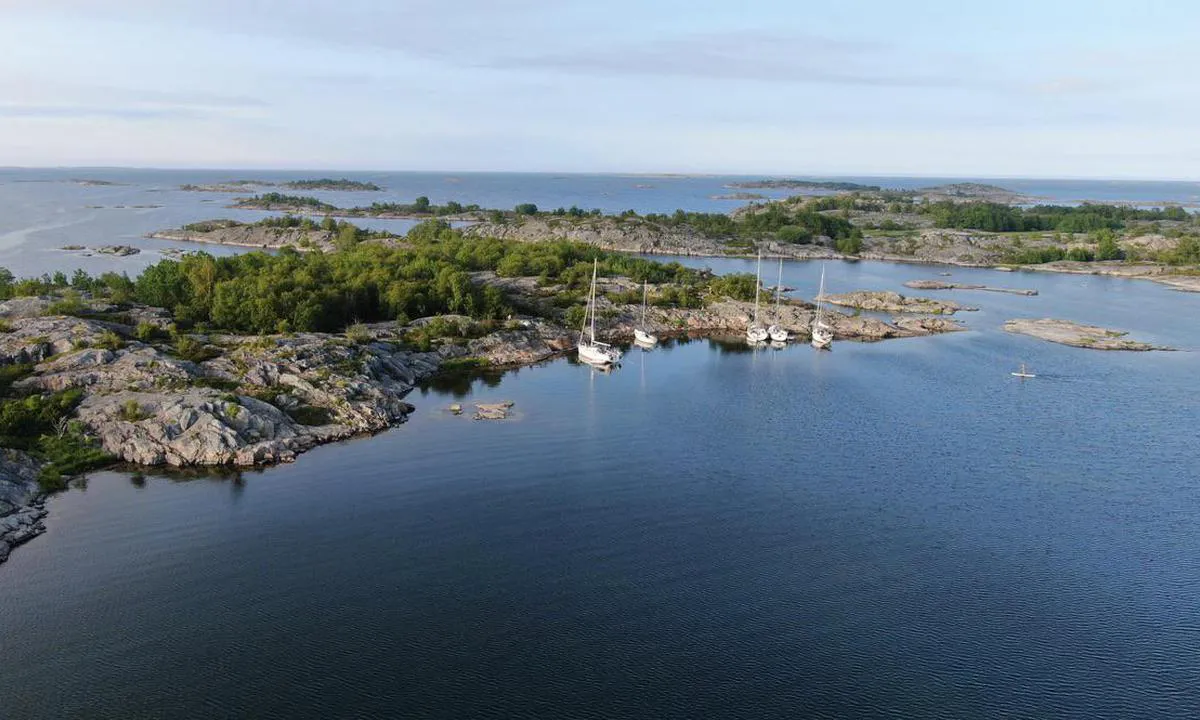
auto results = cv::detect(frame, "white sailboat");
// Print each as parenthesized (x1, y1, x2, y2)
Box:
(1011, 363, 1036, 379)
(767, 258, 789, 343)
(811, 264, 834, 350)
(634, 281, 658, 347)
(746, 251, 769, 344)
(577, 259, 623, 366)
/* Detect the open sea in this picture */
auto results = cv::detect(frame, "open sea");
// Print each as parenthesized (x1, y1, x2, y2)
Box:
(1, 170, 1199, 718)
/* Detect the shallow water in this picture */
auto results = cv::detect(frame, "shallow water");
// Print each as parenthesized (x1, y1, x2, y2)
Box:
(2, 256, 1199, 718)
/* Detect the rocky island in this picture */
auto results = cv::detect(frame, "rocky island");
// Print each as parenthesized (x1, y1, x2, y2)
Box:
(181, 179, 382, 193)
(1002, 318, 1173, 351)
(904, 280, 1038, 296)
(819, 290, 976, 315)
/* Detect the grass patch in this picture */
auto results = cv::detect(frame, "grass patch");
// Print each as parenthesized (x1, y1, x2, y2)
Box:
(173, 335, 221, 362)
(440, 357, 491, 373)
(95, 330, 125, 351)
(118, 399, 151, 422)
(0, 363, 33, 396)
(194, 376, 240, 391)
(37, 427, 114, 492)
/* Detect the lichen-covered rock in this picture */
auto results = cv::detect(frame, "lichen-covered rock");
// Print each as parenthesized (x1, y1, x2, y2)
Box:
(77, 391, 308, 466)
(17, 345, 199, 394)
(466, 320, 574, 366)
(0, 316, 124, 365)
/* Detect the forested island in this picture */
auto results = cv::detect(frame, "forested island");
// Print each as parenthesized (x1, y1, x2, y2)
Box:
(282, 178, 381, 191)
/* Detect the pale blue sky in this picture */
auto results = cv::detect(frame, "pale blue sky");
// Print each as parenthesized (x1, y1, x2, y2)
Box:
(1, 0, 1197, 178)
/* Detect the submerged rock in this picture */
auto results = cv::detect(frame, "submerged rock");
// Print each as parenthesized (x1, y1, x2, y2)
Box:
(474, 401, 514, 420)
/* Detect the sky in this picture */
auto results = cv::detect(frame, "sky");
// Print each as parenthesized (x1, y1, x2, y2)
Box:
(0, 0, 1198, 178)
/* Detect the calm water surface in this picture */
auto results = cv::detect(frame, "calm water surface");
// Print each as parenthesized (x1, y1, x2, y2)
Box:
(2, 256, 1199, 718)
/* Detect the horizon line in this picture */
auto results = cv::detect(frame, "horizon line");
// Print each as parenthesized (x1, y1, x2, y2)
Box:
(1, 165, 1199, 184)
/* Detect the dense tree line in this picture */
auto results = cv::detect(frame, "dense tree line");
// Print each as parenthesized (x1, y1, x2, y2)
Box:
(360, 197, 483, 216)
(237, 193, 337, 212)
(0, 224, 708, 335)
(283, 178, 381, 191)
(921, 201, 1191, 233)
(641, 205, 861, 246)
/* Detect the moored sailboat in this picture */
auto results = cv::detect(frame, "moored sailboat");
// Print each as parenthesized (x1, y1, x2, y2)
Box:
(578, 259, 623, 366)
(634, 281, 658, 347)
(746, 251, 769, 344)
(811, 264, 834, 350)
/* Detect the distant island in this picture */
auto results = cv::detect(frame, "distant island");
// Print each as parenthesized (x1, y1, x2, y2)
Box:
(180, 180, 272, 193)
(232, 193, 482, 218)
(70, 179, 125, 187)
(914, 183, 1038, 204)
(728, 180, 883, 192)
(282, 178, 382, 191)
(711, 192, 767, 201)
(180, 178, 382, 193)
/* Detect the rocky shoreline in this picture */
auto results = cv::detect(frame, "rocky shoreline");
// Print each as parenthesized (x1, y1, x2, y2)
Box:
(0, 450, 46, 564)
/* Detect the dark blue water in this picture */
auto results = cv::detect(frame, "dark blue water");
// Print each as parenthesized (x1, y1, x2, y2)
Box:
(1, 255, 1199, 718)
(2, 169, 1199, 278)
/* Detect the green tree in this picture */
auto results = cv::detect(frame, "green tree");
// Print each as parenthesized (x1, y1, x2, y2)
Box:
(1093, 229, 1124, 261)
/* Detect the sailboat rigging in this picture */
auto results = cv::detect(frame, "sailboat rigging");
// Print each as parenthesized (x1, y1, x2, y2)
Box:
(577, 259, 623, 366)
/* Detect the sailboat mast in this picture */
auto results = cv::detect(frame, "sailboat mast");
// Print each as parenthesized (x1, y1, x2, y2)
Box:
(753, 252, 762, 324)
(816, 265, 826, 324)
(775, 259, 783, 317)
(590, 259, 598, 342)
(641, 281, 648, 326)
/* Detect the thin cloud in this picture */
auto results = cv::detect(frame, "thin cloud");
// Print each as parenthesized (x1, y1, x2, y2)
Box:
(488, 30, 960, 87)
(0, 104, 206, 120)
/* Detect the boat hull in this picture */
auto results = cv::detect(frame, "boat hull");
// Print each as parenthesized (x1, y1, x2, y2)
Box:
(579, 342, 622, 366)
(746, 325, 769, 344)
(767, 325, 789, 342)
(810, 326, 833, 350)
(634, 329, 658, 346)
